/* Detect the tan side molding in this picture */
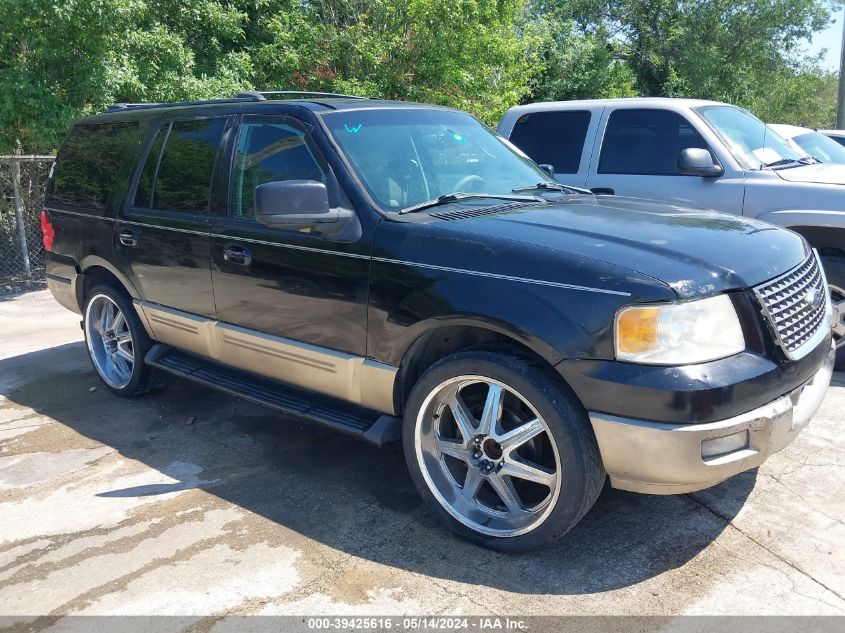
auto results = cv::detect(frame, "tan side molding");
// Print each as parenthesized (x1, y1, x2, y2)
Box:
(134, 300, 397, 415)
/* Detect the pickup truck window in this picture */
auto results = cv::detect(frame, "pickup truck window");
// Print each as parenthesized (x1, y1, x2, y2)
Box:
(48, 121, 139, 211)
(598, 109, 708, 175)
(322, 108, 551, 211)
(696, 106, 802, 169)
(232, 121, 325, 219)
(509, 111, 591, 174)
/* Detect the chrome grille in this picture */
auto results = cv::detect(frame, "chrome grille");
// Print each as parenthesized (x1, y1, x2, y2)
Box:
(754, 254, 828, 358)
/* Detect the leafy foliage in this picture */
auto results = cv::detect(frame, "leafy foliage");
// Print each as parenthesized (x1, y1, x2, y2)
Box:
(0, 0, 840, 153)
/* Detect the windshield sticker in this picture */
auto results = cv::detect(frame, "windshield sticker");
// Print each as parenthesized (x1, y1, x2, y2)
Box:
(447, 129, 464, 142)
(344, 123, 362, 133)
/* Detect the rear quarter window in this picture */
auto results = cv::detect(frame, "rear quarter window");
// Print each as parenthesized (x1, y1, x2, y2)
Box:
(47, 121, 140, 211)
(508, 110, 591, 174)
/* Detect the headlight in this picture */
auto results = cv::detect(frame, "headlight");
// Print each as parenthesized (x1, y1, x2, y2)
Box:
(615, 294, 745, 365)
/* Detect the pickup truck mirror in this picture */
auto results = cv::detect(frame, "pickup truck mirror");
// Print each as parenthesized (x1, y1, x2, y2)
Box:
(255, 180, 337, 228)
(538, 163, 555, 178)
(677, 148, 724, 177)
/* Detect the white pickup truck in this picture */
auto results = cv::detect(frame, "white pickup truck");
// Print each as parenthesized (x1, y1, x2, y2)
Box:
(498, 97, 845, 361)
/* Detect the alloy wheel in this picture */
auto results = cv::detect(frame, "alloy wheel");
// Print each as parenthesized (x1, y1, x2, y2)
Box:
(831, 284, 845, 349)
(85, 294, 135, 389)
(415, 376, 562, 537)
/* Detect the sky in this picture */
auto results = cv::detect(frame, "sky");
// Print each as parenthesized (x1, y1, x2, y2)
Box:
(806, 5, 844, 71)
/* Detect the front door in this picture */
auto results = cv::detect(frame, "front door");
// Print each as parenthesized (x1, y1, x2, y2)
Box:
(116, 117, 228, 319)
(585, 108, 745, 214)
(209, 115, 372, 398)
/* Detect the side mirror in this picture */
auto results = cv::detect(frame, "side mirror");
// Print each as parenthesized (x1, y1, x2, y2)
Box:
(677, 148, 723, 177)
(538, 163, 555, 178)
(255, 180, 336, 228)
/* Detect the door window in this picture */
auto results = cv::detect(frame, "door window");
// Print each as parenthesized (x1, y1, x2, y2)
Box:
(509, 110, 591, 174)
(133, 118, 226, 213)
(599, 110, 708, 175)
(232, 121, 325, 219)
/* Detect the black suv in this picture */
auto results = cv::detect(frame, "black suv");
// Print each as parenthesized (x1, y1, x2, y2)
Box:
(43, 92, 835, 551)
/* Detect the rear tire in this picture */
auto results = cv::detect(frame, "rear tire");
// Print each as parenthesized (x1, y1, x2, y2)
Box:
(83, 284, 163, 397)
(821, 255, 845, 369)
(402, 351, 605, 552)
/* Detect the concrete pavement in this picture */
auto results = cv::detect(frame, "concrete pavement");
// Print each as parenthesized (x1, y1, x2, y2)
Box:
(0, 290, 843, 624)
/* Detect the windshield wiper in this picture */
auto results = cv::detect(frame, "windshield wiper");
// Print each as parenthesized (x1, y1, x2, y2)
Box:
(512, 182, 592, 195)
(398, 192, 542, 215)
(762, 156, 817, 169)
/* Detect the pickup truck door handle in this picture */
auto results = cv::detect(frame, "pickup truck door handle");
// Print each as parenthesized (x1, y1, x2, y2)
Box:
(590, 187, 615, 195)
(119, 229, 138, 247)
(223, 243, 252, 266)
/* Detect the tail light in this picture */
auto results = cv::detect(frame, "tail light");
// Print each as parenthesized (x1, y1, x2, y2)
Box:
(41, 210, 55, 252)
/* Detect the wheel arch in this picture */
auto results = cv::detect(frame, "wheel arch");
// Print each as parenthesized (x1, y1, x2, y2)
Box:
(393, 320, 567, 415)
(76, 256, 140, 311)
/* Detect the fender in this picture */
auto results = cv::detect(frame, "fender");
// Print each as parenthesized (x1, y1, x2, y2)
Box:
(78, 254, 143, 302)
(755, 210, 845, 257)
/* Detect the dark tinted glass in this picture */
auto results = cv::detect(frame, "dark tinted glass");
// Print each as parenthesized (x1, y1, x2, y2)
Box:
(599, 110, 708, 175)
(509, 111, 591, 174)
(48, 122, 139, 211)
(133, 125, 167, 208)
(153, 118, 225, 213)
(233, 121, 325, 218)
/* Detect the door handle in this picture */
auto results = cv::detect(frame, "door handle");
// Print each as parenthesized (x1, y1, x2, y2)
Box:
(223, 243, 252, 266)
(119, 229, 138, 247)
(590, 187, 615, 195)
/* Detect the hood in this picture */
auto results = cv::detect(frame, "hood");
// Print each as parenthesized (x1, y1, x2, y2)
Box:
(775, 162, 845, 185)
(438, 195, 808, 298)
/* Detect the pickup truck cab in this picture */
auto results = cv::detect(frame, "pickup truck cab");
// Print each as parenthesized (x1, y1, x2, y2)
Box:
(498, 98, 845, 361)
(43, 93, 835, 551)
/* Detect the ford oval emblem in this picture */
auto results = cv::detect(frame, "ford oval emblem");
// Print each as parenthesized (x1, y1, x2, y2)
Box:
(805, 288, 823, 311)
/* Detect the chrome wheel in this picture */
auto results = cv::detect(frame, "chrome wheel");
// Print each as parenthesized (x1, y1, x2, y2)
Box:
(85, 294, 135, 389)
(415, 376, 562, 537)
(830, 285, 845, 349)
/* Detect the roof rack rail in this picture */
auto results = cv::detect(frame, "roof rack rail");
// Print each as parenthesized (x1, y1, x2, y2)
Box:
(106, 90, 368, 113)
(107, 93, 267, 113)
(236, 90, 368, 101)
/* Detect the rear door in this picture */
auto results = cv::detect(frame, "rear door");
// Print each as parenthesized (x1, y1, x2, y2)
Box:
(584, 108, 745, 212)
(115, 116, 229, 318)
(503, 106, 601, 187)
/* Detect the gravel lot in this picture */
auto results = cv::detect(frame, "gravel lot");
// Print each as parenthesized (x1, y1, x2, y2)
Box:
(0, 290, 843, 625)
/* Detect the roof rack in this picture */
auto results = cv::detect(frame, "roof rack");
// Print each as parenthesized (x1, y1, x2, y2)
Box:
(236, 90, 368, 101)
(106, 90, 367, 112)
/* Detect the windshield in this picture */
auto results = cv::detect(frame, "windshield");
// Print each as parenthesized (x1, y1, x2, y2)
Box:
(321, 108, 554, 211)
(695, 106, 804, 169)
(791, 131, 845, 164)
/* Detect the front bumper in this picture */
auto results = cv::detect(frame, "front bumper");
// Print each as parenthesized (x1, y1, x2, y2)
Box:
(589, 341, 836, 495)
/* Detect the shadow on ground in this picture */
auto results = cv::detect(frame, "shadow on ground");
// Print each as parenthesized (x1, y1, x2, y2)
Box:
(0, 341, 755, 596)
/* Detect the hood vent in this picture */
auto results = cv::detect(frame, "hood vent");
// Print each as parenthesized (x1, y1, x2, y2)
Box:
(430, 201, 538, 221)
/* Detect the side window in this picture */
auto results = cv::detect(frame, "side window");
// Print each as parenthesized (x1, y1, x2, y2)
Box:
(232, 120, 325, 219)
(133, 118, 226, 213)
(509, 111, 591, 174)
(599, 110, 708, 175)
(48, 121, 140, 211)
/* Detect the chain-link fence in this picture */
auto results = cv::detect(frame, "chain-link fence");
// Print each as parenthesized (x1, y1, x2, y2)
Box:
(0, 156, 54, 295)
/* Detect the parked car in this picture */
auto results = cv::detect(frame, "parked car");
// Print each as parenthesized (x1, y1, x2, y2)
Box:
(498, 98, 845, 363)
(819, 129, 845, 148)
(43, 93, 835, 551)
(768, 123, 845, 164)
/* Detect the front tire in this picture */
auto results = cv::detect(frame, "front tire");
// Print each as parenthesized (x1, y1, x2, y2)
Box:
(402, 351, 605, 552)
(83, 284, 161, 397)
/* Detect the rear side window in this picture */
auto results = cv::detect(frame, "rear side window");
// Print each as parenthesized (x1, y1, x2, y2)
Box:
(232, 120, 325, 219)
(509, 111, 591, 174)
(48, 121, 139, 211)
(133, 118, 226, 213)
(599, 109, 708, 175)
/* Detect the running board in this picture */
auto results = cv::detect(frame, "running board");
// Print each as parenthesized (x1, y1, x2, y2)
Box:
(144, 344, 401, 446)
